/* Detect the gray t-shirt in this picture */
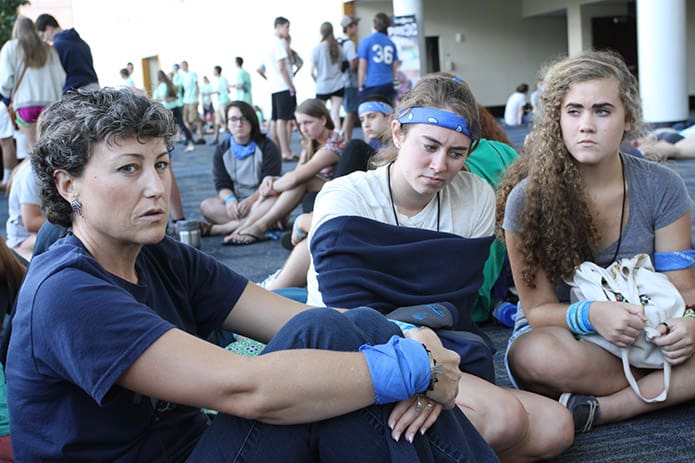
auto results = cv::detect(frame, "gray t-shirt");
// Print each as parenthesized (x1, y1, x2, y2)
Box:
(503, 154, 691, 301)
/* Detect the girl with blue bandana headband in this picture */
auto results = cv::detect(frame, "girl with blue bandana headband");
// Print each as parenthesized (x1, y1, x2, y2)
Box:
(307, 72, 574, 460)
(198, 101, 282, 238)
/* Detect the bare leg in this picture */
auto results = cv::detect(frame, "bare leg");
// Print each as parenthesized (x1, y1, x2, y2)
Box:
(229, 184, 307, 243)
(329, 96, 344, 133)
(19, 124, 37, 153)
(342, 111, 356, 142)
(169, 168, 185, 221)
(200, 197, 231, 224)
(266, 239, 311, 290)
(456, 373, 573, 462)
(596, 353, 695, 424)
(276, 119, 294, 160)
(0, 137, 17, 187)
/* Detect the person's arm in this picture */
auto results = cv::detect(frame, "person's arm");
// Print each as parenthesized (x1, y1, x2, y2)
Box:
(272, 146, 339, 192)
(651, 212, 695, 365)
(358, 58, 367, 91)
(20, 203, 45, 233)
(277, 58, 295, 95)
(118, 282, 460, 424)
(506, 229, 645, 346)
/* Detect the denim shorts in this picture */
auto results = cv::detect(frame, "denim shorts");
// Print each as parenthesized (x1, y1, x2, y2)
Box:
(503, 302, 532, 389)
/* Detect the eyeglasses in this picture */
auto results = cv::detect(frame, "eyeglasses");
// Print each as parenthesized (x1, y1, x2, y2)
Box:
(229, 116, 250, 124)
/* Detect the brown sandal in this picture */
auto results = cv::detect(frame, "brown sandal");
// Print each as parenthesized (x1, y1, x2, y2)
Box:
(198, 221, 213, 237)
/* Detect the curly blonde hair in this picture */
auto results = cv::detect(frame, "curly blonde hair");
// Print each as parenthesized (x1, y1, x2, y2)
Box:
(496, 50, 647, 287)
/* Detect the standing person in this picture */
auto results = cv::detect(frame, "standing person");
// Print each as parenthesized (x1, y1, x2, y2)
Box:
(306, 73, 573, 461)
(310, 21, 345, 132)
(223, 98, 343, 245)
(338, 15, 360, 141)
(0, 16, 65, 152)
(211, 65, 231, 145)
(199, 101, 281, 237)
(152, 70, 195, 153)
(358, 12, 400, 103)
(180, 60, 205, 144)
(258, 16, 298, 162)
(498, 50, 695, 434)
(35, 13, 99, 93)
(8, 87, 497, 462)
(503, 83, 529, 126)
(231, 57, 252, 105)
(6, 156, 45, 262)
(0, 103, 16, 190)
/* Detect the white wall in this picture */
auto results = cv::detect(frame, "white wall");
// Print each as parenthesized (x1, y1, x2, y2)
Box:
(20, 0, 347, 115)
(354, 0, 566, 106)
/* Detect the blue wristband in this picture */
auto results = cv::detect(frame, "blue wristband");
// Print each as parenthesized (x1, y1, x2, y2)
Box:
(359, 336, 430, 404)
(292, 220, 307, 239)
(388, 319, 417, 332)
(225, 194, 237, 205)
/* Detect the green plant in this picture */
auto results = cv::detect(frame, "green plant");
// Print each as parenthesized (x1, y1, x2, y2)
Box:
(0, 0, 30, 46)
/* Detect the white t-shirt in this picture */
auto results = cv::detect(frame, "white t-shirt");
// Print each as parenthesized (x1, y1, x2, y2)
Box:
(503, 91, 527, 126)
(6, 160, 41, 248)
(267, 37, 292, 93)
(306, 165, 495, 306)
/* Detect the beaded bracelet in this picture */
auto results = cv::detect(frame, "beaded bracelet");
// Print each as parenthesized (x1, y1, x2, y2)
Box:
(421, 344, 443, 392)
(685, 304, 695, 319)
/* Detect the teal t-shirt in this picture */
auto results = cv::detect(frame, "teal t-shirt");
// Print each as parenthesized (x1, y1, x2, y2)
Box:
(217, 75, 231, 106)
(152, 82, 177, 110)
(465, 139, 519, 322)
(0, 365, 9, 436)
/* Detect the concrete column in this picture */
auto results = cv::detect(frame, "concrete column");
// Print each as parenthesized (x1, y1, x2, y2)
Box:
(393, 0, 426, 76)
(566, 4, 584, 56)
(637, 0, 687, 123)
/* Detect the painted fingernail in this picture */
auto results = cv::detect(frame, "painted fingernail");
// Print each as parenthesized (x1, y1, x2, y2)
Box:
(407, 433, 414, 443)
(392, 432, 400, 442)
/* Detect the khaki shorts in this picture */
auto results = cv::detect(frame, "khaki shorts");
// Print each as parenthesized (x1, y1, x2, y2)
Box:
(183, 103, 200, 124)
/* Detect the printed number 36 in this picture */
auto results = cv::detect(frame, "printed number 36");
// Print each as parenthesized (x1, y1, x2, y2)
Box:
(371, 44, 394, 64)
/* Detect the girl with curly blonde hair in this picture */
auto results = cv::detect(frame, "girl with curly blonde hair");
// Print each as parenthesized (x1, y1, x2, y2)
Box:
(498, 50, 695, 434)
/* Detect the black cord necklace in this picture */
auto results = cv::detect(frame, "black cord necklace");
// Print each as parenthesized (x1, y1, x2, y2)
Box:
(387, 162, 440, 231)
(610, 153, 626, 262)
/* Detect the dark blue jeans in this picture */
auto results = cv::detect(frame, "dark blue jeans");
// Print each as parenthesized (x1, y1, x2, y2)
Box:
(188, 307, 498, 462)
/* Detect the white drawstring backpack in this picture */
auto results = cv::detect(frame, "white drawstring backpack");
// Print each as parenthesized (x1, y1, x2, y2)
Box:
(566, 254, 684, 402)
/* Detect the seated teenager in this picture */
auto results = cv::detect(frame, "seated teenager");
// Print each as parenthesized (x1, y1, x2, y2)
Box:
(498, 50, 695, 434)
(6, 88, 498, 462)
(306, 73, 574, 462)
(333, 95, 394, 177)
(198, 101, 282, 237)
(6, 157, 45, 261)
(223, 98, 343, 245)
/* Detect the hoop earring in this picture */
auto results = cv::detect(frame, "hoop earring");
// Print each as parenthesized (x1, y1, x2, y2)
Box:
(70, 198, 83, 217)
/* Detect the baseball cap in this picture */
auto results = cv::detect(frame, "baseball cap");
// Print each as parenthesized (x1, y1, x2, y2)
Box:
(340, 15, 360, 29)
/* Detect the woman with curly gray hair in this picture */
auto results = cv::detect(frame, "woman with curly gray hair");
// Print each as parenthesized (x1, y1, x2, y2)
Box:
(8, 87, 496, 462)
(498, 50, 695, 434)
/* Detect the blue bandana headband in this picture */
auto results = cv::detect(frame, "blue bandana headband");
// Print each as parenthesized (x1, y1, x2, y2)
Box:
(397, 107, 476, 141)
(358, 101, 393, 116)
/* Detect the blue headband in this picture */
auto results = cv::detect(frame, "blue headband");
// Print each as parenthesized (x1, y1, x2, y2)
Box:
(358, 101, 393, 116)
(397, 107, 476, 141)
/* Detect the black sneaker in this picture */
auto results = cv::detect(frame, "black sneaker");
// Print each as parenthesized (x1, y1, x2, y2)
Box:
(559, 393, 601, 433)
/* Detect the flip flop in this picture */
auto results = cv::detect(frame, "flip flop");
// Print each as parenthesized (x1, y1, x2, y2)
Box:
(222, 232, 268, 246)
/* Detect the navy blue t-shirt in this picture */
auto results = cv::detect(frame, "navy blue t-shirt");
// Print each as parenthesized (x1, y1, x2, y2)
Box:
(7, 235, 247, 461)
